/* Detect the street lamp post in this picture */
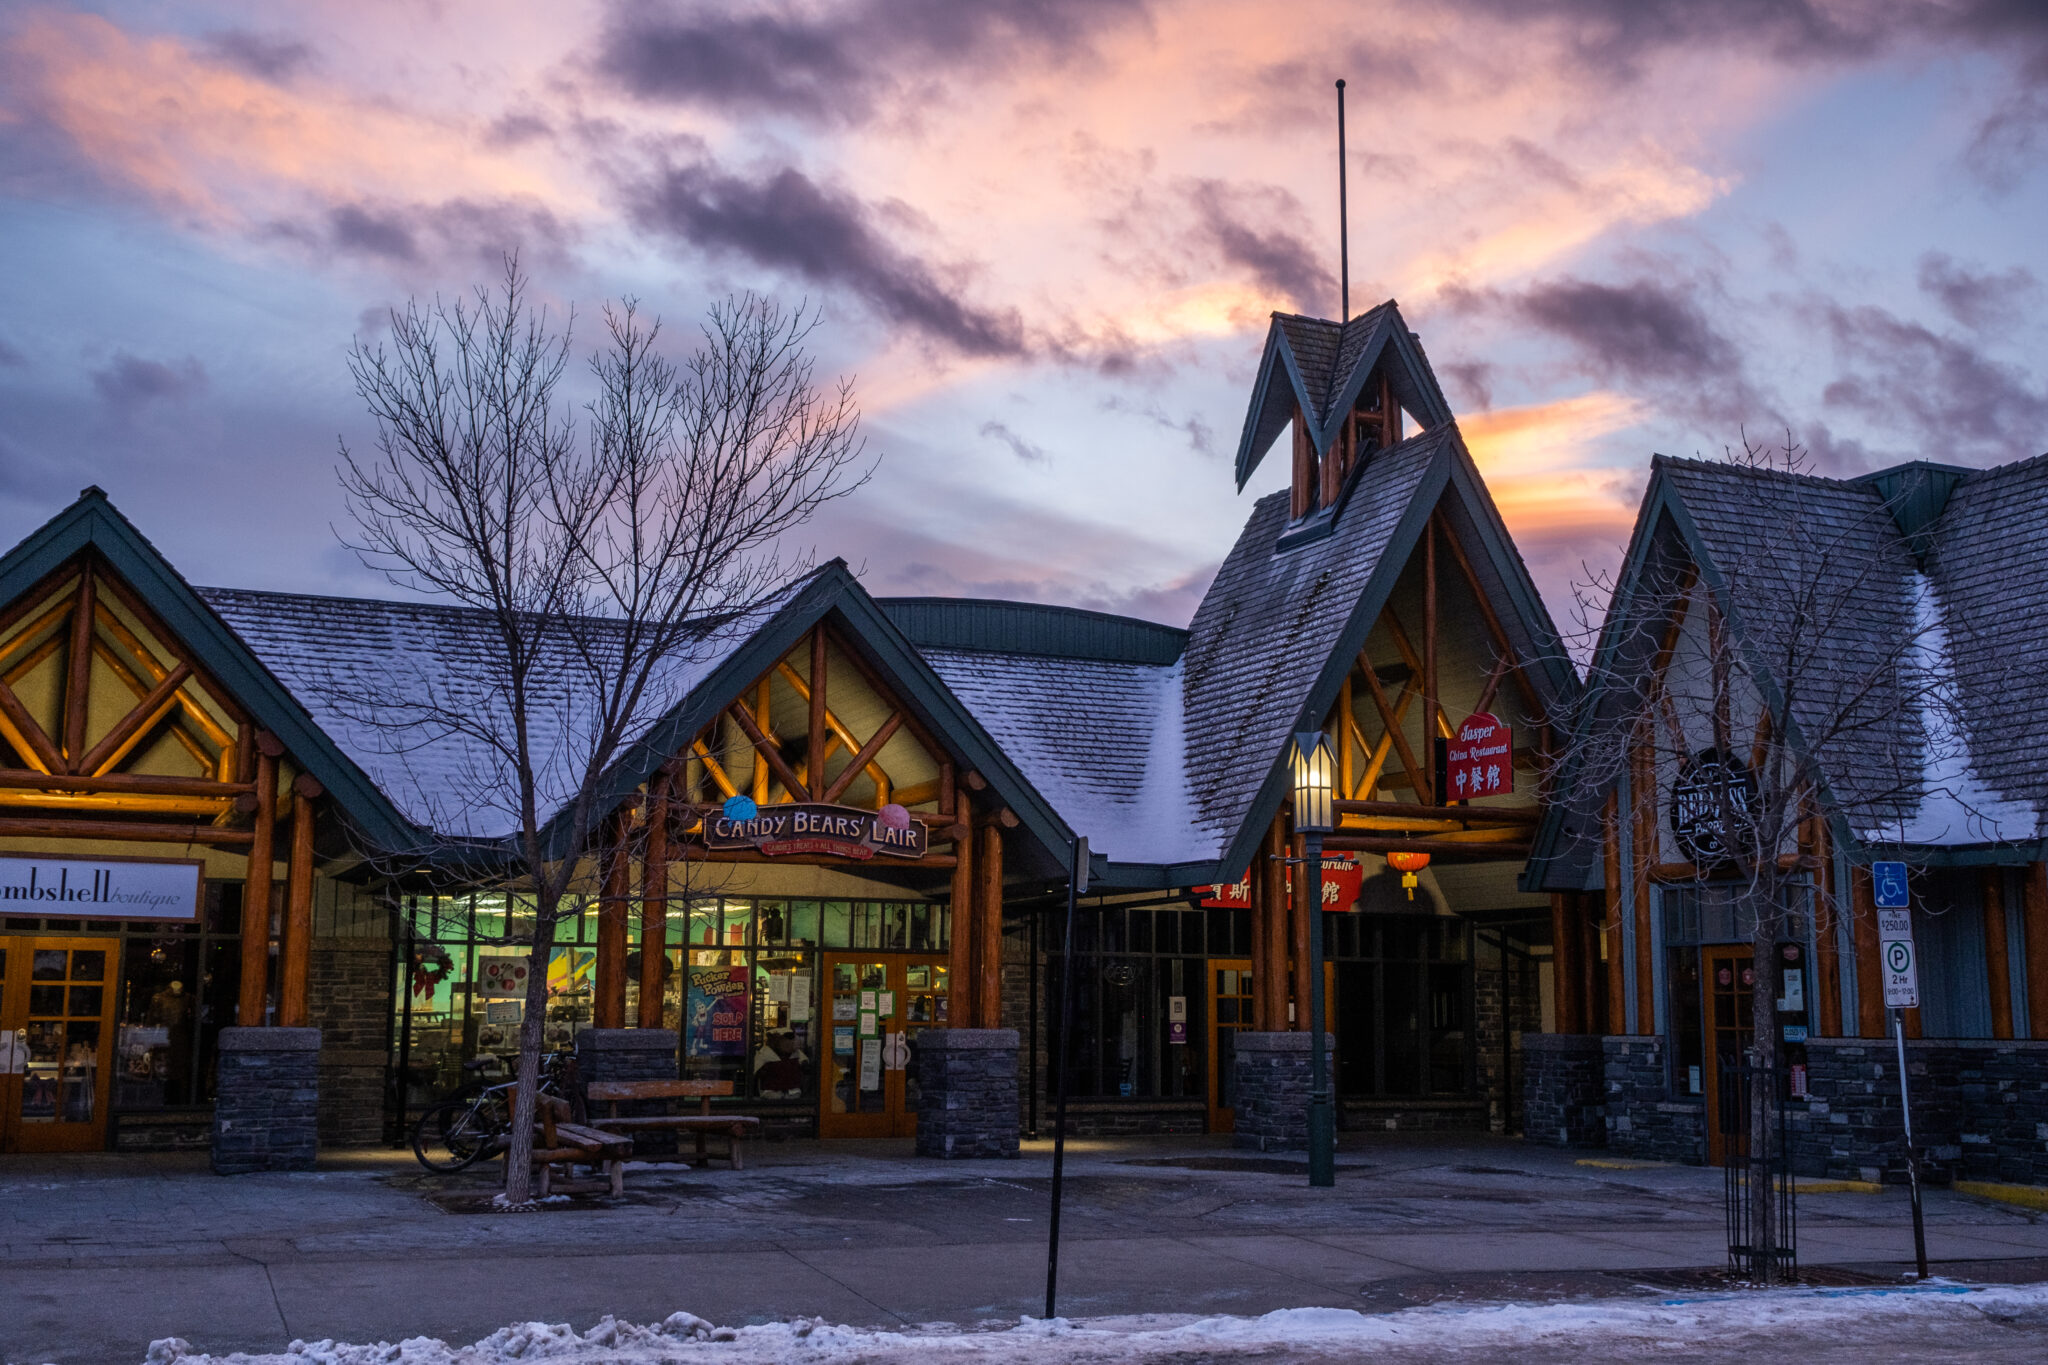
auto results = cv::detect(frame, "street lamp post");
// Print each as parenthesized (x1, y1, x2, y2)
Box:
(1291, 731, 1337, 1188)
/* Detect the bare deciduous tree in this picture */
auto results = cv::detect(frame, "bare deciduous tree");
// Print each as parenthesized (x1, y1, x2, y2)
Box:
(1549, 435, 1986, 1281)
(334, 259, 869, 1202)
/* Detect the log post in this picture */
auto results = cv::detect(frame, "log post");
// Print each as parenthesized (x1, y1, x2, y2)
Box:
(1549, 892, 1580, 1035)
(277, 780, 318, 1028)
(976, 821, 1004, 1029)
(1631, 743, 1655, 1035)
(639, 778, 670, 1029)
(1422, 516, 1438, 804)
(1982, 869, 2014, 1041)
(237, 743, 279, 1026)
(1262, 817, 1288, 1032)
(1602, 794, 1624, 1035)
(948, 802, 975, 1024)
(1290, 827, 1310, 1030)
(1851, 865, 1885, 1039)
(2025, 863, 2048, 1041)
(1249, 846, 1268, 1034)
(595, 814, 631, 1030)
(62, 560, 94, 767)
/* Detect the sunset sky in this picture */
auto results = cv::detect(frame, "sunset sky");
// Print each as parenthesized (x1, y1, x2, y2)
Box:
(3, 2, 2046, 631)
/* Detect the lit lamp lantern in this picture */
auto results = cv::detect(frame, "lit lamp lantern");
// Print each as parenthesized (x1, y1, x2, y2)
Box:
(1386, 850, 1431, 900)
(1289, 731, 1338, 1188)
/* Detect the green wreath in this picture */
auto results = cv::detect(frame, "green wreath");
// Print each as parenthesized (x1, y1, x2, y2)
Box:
(409, 944, 455, 998)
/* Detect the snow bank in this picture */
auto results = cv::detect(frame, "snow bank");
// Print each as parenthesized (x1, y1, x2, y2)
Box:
(138, 1283, 2048, 1364)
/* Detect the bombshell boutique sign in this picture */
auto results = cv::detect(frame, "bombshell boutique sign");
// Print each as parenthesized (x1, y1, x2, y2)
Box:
(0, 855, 204, 920)
(704, 801, 928, 860)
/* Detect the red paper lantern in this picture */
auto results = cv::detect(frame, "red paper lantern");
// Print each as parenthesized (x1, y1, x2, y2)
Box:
(1385, 850, 1431, 900)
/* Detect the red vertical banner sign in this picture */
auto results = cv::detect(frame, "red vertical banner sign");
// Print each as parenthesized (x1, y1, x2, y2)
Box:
(1447, 712, 1512, 800)
(1198, 855, 1363, 912)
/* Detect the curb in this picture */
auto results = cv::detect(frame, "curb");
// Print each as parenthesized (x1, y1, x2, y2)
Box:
(1795, 1178, 1883, 1194)
(1954, 1180, 2048, 1211)
(1576, 1158, 1671, 1170)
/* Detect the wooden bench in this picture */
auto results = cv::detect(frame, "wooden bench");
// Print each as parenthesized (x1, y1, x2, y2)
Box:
(585, 1080, 761, 1170)
(524, 1091, 634, 1196)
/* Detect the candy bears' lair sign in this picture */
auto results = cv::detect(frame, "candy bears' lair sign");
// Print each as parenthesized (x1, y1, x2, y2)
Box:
(703, 803, 927, 860)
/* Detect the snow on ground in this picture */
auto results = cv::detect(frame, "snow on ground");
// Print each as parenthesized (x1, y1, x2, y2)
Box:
(140, 1283, 2048, 1365)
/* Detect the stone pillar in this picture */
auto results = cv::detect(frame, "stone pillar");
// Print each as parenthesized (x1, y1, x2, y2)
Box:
(211, 1027, 321, 1174)
(1521, 1033, 1606, 1147)
(915, 1028, 1019, 1158)
(1231, 1031, 1334, 1152)
(578, 1028, 681, 1151)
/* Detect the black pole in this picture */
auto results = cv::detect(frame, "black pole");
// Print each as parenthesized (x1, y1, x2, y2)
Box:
(1307, 832, 1335, 1186)
(1045, 836, 1087, 1319)
(1028, 906, 1040, 1139)
(1893, 1008, 1929, 1278)
(1336, 79, 1349, 324)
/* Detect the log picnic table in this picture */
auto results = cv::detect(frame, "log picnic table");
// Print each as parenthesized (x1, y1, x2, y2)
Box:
(522, 1090, 634, 1197)
(584, 1079, 761, 1169)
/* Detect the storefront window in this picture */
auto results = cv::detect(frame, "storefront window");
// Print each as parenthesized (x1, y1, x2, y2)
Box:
(1048, 904, 1221, 1100)
(1328, 913, 1473, 1097)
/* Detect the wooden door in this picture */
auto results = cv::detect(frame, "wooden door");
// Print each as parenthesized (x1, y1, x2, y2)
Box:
(3, 937, 121, 1153)
(1703, 945, 1755, 1168)
(819, 953, 948, 1139)
(1206, 958, 1253, 1132)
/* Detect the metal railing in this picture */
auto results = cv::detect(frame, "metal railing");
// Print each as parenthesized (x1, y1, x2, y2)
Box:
(1721, 1062, 1798, 1280)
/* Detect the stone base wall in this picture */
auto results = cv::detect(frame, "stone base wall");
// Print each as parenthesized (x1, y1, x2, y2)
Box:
(915, 1029, 1020, 1158)
(211, 1027, 320, 1173)
(1231, 1031, 1334, 1152)
(1341, 1100, 1490, 1133)
(1603, 1035, 1706, 1164)
(310, 939, 393, 1147)
(1050, 1101, 1208, 1137)
(1793, 1038, 2048, 1184)
(1521, 1033, 1606, 1147)
(577, 1028, 680, 1150)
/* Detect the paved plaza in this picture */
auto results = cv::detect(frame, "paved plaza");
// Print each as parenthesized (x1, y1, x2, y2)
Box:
(4, 1133, 2047, 1364)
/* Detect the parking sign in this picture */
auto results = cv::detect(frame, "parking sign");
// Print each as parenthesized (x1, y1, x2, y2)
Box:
(1872, 860, 1909, 910)
(1878, 907, 1919, 1009)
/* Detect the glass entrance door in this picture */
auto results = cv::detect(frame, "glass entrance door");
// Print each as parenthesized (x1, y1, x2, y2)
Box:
(2, 938, 120, 1153)
(1703, 945, 1754, 1168)
(819, 953, 948, 1138)
(1206, 959, 1253, 1132)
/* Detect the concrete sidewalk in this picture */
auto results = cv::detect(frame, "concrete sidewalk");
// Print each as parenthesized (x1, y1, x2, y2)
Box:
(4, 1133, 2046, 1364)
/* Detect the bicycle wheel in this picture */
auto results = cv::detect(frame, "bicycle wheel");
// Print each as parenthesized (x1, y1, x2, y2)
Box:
(411, 1098, 500, 1172)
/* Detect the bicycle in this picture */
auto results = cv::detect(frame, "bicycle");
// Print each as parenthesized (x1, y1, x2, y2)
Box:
(410, 1051, 571, 1173)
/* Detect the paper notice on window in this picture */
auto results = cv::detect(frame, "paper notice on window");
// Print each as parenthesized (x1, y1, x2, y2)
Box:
(877, 990, 895, 1016)
(768, 974, 791, 1005)
(860, 1011, 879, 1037)
(859, 1038, 882, 1090)
(790, 980, 813, 1023)
(860, 989, 878, 1011)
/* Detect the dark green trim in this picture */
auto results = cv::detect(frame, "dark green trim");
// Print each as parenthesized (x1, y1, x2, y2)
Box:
(879, 597, 1186, 664)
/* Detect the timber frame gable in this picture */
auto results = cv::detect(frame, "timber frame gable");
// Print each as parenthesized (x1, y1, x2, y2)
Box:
(0, 488, 418, 854)
(1208, 425, 1578, 885)
(567, 562, 1079, 880)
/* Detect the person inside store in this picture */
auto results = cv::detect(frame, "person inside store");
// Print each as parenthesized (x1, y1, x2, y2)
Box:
(752, 1029, 808, 1097)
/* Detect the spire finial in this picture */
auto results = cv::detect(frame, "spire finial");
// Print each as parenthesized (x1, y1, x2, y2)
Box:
(1336, 79, 1349, 324)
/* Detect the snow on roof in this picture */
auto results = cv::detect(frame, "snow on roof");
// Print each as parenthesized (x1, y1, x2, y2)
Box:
(198, 584, 793, 842)
(923, 649, 1206, 865)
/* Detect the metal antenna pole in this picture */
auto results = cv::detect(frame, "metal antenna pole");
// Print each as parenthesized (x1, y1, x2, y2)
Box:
(1336, 79, 1349, 324)
(1045, 837, 1087, 1319)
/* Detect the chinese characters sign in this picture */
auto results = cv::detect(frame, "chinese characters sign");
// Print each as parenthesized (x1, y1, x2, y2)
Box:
(1446, 712, 1512, 800)
(1196, 854, 1364, 911)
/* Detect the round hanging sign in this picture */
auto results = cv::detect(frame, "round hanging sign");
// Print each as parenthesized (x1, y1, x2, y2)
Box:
(1669, 748, 1758, 866)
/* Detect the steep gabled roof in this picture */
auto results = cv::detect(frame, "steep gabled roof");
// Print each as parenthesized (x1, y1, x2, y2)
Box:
(1525, 451, 2048, 889)
(1192, 423, 1578, 884)
(1234, 301, 1456, 490)
(0, 488, 421, 853)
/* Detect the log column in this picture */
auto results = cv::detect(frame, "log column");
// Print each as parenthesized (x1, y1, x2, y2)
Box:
(1982, 870, 2014, 1041)
(1261, 819, 1289, 1032)
(1851, 865, 1885, 1039)
(1549, 892, 1581, 1035)
(2025, 863, 2048, 1040)
(594, 815, 631, 1030)
(237, 739, 280, 1026)
(1602, 794, 1625, 1034)
(1289, 826, 1310, 1030)
(639, 777, 671, 1029)
(1249, 849, 1269, 1034)
(976, 822, 1005, 1029)
(948, 802, 975, 1025)
(277, 777, 320, 1028)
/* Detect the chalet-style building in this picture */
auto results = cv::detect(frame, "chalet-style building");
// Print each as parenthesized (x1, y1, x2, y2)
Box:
(1522, 455, 2048, 1185)
(0, 299, 1577, 1164)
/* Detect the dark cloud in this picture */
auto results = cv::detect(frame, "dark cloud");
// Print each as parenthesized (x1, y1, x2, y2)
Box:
(1815, 300, 2048, 456)
(1438, 359, 1496, 412)
(315, 199, 575, 271)
(1100, 396, 1216, 457)
(484, 113, 554, 149)
(0, 338, 24, 367)
(1917, 251, 2038, 332)
(203, 30, 315, 81)
(595, 0, 1147, 125)
(1183, 179, 1335, 312)
(624, 158, 1026, 357)
(979, 420, 1047, 464)
(89, 353, 206, 413)
(1515, 277, 1738, 382)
